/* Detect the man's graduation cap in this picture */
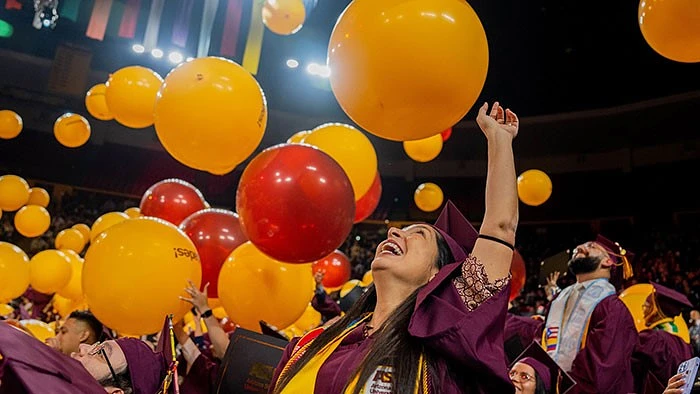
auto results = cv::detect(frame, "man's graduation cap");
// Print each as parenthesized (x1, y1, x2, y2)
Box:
(595, 234, 634, 280)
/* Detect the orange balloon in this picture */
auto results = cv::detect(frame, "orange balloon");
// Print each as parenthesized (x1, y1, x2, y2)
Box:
(54, 113, 91, 148)
(0, 242, 30, 303)
(55, 228, 86, 253)
(105, 66, 163, 128)
(328, 0, 488, 141)
(414, 182, 444, 212)
(0, 175, 30, 212)
(56, 250, 84, 300)
(29, 249, 72, 294)
(262, 0, 306, 35)
(638, 0, 700, 63)
(14, 205, 51, 238)
(85, 83, 113, 121)
(124, 207, 141, 218)
(403, 134, 443, 162)
(72, 224, 91, 242)
(27, 187, 50, 208)
(90, 212, 129, 242)
(517, 169, 552, 207)
(0, 110, 22, 139)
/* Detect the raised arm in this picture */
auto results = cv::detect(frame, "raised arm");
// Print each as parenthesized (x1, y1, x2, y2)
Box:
(181, 281, 231, 360)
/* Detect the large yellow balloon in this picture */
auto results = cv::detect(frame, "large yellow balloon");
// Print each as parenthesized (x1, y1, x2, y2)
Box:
(72, 224, 91, 242)
(517, 169, 553, 207)
(154, 57, 268, 173)
(218, 242, 313, 332)
(54, 113, 91, 148)
(414, 182, 444, 212)
(638, 0, 700, 63)
(55, 228, 86, 254)
(56, 250, 84, 300)
(262, 0, 306, 35)
(85, 83, 113, 121)
(361, 270, 373, 287)
(0, 242, 30, 302)
(302, 123, 378, 198)
(0, 175, 30, 211)
(105, 66, 163, 129)
(90, 211, 129, 242)
(328, 0, 488, 141)
(124, 207, 141, 218)
(619, 284, 690, 343)
(83, 217, 202, 335)
(0, 110, 22, 139)
(403, 133, 443, 162)
(19, 319, 55, 342)
(27, 187, 50, 208)
(29, 250, 72, 294)
(53, 295, 88, 318)
(14, 205, 51, 238)
(287, 130, 311, 144)
(289, 304, 321, 332)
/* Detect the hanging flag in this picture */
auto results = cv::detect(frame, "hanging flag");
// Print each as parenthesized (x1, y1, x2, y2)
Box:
(59, 0, 81, 22)
(5, 0, 21, 10)
(302, 0, 318, 18)
(143, 0, 165, 51)
(219, 0, 243, 57)
(86, 0, 114, 41)
(242, 0, 264, 75)
(197, 0, 220, 58)
(172, 0, 194, 48)
(118, 0, 140, 39)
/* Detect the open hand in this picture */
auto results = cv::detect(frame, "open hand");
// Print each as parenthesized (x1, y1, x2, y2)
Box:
(476, 102, 519, 140)
(180, 280, 211, 313)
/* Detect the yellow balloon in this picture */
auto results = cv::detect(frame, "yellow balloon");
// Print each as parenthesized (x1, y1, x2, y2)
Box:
(414, 182, 444, 212)
(124, 207, 141, 218)
(328, 0, 488, 141)
(213, 306, 227, 319)
(154, 57, 268, 173)
(90, 211, 129, 242)
(85, 83, 113, 121)
(0, 110, 22, 139)
(29, 249, 72, 294)
(287, 130, 311, 144)
(27, 187, 50, 208)
(208, 298, 222, 309)
(184, 319, 209, 334)
(0, 303, 14, 316)
(55, 228, 86, 253)
(638, 0, 700, 63)
(105, 66, 163, 129)
(14, 205, 51, 238)
(56, 250, 84, 300)
(0, 242, 30, 302)
(303, 123, 378, 198)
(54, 113, 91, 148)
(0, 175, 30, 211)
(517, 169, 553, 207)
(53, 294, 88, 318)
(403, 133, 443, 162)
(290, 304, 321, 332)
(283, 326, 303, 339)
(619, 284, 690, 343)
(340, 279, 364, 298)
(361, 270, 373, 286)
(19, 319, 55, 342)
(72, 223, 91, 242)
(262, 0, 306, 35)
(83, 217, 202, 335)
(218, 242, 313, 332)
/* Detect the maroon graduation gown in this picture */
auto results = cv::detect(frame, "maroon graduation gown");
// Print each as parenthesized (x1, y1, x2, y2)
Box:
(180, 353, 220, 394)
(632, 329, 693, 394)
(311, 291, 341, 322)
(504, 314, 544, 364)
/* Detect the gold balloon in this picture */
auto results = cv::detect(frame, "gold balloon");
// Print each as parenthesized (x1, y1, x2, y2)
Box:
(55, 228, 86, 253)
(124, 207, 141, 218)
(27, 187, 50, 208)
(414, 182, 444, 212)
(262, 0, 306, 35)
(361, 270, 373, 287)
(0, 110, 22, 139)
(0, 174, 30, 211)
(19, 319, 55, 342)
(218, 242, 314, 332)
(328, 0, 488, 141)
(72, 223, 91, 242)
(0, 242, 30, 302)
(303, 123, 378, 198)
(54, 113, 91, 148)
(83, 217, 202, 336)
(619, 284, 690, 343)
(56, 250, 84, 301)
(29, 249, 72, 294)
(154, 57, 268, 173)
(0, 303, 14, 316)
(517, 169, 553, 207)
(288, 304, 321, 333)
(403, 133, 443, 162)
(14, 205, 51, 238)
(638, 0, 700, 63)
(90, 211, 129, 242)
(52, 295, 88, 318)
(105, 66, 163, 129)
(287, 130, 311, 144)
(85, 83, 113, 121)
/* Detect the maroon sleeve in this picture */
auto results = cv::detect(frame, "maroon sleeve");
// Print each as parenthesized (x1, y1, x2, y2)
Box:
(180, 353, 220, 394)
(568, 295, 639, 394)
(633, 329, 693, 392)
(268, 337, 300, 394)
(311, 291, 341, 321)
(504, 314, 545, 364)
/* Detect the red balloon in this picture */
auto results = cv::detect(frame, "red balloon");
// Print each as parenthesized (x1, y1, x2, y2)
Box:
(354, 173, 382, 223)
(236, 144, 355, 263)
(509, 250, 526, 302)
(139, 179, 207, 225)
(180, 209, 248, 298)
(312, 250, 351, 289)
(220, 317, 237, 333)
(440, 128, 452, 142)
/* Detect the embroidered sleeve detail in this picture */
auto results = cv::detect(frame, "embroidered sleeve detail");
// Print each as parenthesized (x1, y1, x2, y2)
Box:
(453, 255, 511, 311)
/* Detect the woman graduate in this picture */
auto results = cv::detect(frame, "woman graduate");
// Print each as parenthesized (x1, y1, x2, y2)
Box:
(270, 101, 521, 394)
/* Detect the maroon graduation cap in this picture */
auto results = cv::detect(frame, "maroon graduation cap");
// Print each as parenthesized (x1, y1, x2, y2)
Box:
(650, 282, 693, 318)
(512, 341, 576, 394)
(595, 234, 634, 280)
(432, 200, 478, 264)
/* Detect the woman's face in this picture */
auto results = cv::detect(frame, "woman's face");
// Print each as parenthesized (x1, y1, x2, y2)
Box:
(510, 362, 537, 394)
(371, 224, 440, 288)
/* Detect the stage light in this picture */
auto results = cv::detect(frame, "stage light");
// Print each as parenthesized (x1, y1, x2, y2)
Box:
(168, 51, 184, 64)
(286, 59, 299, 68)
(132, 44, 145, 53)
(151, 48, 164, 58)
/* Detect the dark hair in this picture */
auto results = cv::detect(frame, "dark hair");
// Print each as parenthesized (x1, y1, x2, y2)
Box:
(98, 368, 133, 394)
(534, 374, 548, 394)
(275, 231, 454, 394)
(69, 310, 104, 342)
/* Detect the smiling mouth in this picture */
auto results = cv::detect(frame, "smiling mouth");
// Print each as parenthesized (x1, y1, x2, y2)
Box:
(379, 241, 403, 256)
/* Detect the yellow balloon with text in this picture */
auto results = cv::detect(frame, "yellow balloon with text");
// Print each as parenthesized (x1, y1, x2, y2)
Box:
(54, 113, 91, 148)
(27, 187, 50, 208)
(85, 83, 113, 121)
(0, 242, 30, 302)
(403, 133, 443, 162)
(0, 175, 30, 211)
(414, 182, 444, 212)
(29, 249, 72, 294)
(14, 205, 51, 238)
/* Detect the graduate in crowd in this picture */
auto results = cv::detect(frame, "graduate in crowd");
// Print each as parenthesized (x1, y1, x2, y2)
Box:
(510, 341, 576, 394)
(46, 310, 103, 356)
